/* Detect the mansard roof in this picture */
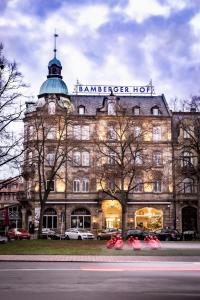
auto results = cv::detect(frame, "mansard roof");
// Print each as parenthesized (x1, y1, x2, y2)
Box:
(70, 94, 171, 116)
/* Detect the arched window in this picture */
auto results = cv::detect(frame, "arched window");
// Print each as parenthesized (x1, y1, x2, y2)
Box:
(48, 102, 56, 115)
(43, 208, 57, 229)
(108, 100, 116, 115)
(71, 208, 91, 229)
(78, 105, 85, 115)
(134, 176, 143, 192)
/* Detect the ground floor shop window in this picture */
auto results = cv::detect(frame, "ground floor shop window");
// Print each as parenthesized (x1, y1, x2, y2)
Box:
(71, 208, 91, 229)
(135, 207, 163, 230)
(43, 208, 57, 229)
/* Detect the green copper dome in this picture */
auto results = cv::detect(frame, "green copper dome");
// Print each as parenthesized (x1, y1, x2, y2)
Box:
(39, 77, 68, 95)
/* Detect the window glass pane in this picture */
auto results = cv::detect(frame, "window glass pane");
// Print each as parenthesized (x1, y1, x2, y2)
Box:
(153, 126, 161, 141)
(73, 179, 80, 192)
(78, 107, 85, 115)
(82, 152, 90, 166)
(74, 125, 81, 139)
(47, 127, 56, 139)
(71, 216, 78, 228)
(108, 101, 116, 115)
(48, 102, 55, 115)
(73, 152, 81, 166)
(82, 178, 89, 192)
(84, 216, 91, 229)
(82, 125, 90, 140)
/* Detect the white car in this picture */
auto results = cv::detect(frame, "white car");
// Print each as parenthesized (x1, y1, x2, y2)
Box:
(64, 228, 95, 240)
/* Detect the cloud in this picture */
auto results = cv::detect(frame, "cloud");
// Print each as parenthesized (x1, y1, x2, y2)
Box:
(1, 0, 200, 103)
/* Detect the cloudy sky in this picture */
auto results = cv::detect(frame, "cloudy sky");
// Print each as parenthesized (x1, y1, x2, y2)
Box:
(1, 0, 200, 105)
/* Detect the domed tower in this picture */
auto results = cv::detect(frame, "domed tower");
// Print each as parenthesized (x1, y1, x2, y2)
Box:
(38, 33, 68, 97)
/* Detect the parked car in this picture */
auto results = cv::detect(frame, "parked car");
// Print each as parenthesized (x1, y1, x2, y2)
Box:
(0, 235, 8, 244)
(39, 228, 56, 239)
(125, 229, 155, 240)
(64, 228, 95, 240)
(97, 228, 121, 240)
(7, 228, 31, 240)
(154, 229, 182, 241)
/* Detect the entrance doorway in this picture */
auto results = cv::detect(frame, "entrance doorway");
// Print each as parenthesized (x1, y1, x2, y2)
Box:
(135, 207, 163, 230)
(102, 200, 121, 229)
(182, 206, 197, 232)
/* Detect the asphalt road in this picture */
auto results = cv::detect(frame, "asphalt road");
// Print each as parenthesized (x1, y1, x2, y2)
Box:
(0, 261, 200, 300)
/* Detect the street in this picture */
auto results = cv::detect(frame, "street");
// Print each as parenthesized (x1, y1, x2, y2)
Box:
(0, 261, 200, 300)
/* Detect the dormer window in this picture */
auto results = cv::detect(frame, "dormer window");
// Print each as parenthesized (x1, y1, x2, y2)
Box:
(133, 106, 140, 115)
(151, 106, 161, 116)
(78, 106, 85, 115)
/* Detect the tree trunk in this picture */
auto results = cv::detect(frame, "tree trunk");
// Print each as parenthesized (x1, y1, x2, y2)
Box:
(121, 204, 127, 239)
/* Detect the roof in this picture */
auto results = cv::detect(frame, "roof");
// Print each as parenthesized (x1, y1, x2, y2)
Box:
(39, 77, 68, 95)
(48, 57, 62, 68)
(70, 94, 171, 116)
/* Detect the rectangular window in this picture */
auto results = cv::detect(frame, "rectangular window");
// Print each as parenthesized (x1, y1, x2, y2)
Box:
(46, 180, 55, 192)
(154, 181, 162, 193)
(73, 179, 80, 192)
(153, 151, 162, 166)
(108, 100, 116, 115)
(73, 151, 81, 166)
(134, 126, 141, 139)
(82, 125, 90, 140)
(134, 107, 140, 115)
(82, 178, 89, 192)
(73, 125, 81, 139)
(134, 177, 143, 192)
(153, 126, 161, 141)
(108, 151, 116, 165)
(135, 151, 142, 165)
(108, 126, 116, 140)
(82, 151, 90, 166)
(47, 127, 56, 139)
(47, 153, 55, 166)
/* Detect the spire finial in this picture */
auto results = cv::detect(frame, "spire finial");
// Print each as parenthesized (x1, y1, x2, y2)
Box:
(54, 29, 58, 58)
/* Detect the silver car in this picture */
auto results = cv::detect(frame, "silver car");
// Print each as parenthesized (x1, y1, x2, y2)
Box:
(64, 228, 95, 240)
(0, 235, 8, 244)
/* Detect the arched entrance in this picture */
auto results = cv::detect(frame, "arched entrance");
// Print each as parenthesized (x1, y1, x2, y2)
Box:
(43, 208, 57, 229)
(71, 208, 91, 229)
(102, 200, 122, 229)
(135, 207, 163, 230)
(182, 206, 197, 232)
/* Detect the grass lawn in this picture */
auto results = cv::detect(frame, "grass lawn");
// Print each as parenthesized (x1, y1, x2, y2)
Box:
(0, 240, 200, 256)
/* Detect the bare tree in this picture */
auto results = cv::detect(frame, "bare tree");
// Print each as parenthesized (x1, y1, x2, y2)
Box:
(93, 113, 155, 238)
(0, 43, 26, 187)
(172, 96, 200, 232)
(24, 102, 77, 237)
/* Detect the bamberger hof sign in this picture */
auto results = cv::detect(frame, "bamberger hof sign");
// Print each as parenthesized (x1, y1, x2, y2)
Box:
(74, 84, 155, 95)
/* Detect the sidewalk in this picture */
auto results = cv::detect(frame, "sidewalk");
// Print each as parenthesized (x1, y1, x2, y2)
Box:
(1, 255, 200, 262)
